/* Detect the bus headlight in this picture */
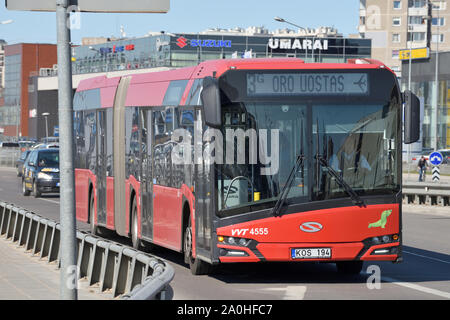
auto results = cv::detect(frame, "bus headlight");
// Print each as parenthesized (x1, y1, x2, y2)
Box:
(218, 236, 251, 247)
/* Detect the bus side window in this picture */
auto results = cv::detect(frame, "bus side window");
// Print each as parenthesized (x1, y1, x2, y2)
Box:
(154, 110, 168, 186)
(85, 111, 96, 172)
(179, 109, 195, 188)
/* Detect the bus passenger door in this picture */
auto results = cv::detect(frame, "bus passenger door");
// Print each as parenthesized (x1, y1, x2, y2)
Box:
(96, 110, 107, 225)
(193, 109, 214, 261)
(140, 109, 153, 240)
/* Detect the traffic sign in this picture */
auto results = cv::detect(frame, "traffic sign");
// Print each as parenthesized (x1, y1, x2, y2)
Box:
(5, 0, 170, 12)
(429, 152, 444, 166)
(432, 166, 440, 182)
(399, 47, 429, 61)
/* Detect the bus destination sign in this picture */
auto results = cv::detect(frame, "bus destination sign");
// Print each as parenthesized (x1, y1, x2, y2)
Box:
(247, 73, 369, 96)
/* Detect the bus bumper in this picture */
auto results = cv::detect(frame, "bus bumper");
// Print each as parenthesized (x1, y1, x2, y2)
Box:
(217, 241, 400, 263)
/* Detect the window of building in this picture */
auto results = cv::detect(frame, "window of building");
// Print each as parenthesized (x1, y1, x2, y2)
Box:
(392, 33, 401, 43)
(408, 0, 426, 8)
(432, 1, 446, 10)
(408, 16, 424, 25)
(393, 17, 402, 26)
(393, 1, 402, 9)
(408, 32, 426, 41)
(432, 34, 444, 43)
(432, 17, 445, 26)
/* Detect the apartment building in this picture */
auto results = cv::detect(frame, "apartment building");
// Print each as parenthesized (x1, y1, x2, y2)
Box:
(359, 0, 449, 76)
(0, 40, 6, 89)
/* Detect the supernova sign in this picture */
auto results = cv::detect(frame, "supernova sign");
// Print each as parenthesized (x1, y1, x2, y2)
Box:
(175, 36, 232, 49)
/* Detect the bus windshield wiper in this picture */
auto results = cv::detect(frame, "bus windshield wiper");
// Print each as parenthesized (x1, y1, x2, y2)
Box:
(316, 155, 366, 208)
(271, 154, 305, 217)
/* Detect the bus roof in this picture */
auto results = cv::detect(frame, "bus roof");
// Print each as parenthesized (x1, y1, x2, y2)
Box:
(75, 58, 393, 108)
(76, 58, 391, 93)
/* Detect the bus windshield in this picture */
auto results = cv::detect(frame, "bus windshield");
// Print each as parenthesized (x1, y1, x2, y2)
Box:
(312, 102, 400, 202)
(215, 69, 401, 217)
(216, 102, 308, 215)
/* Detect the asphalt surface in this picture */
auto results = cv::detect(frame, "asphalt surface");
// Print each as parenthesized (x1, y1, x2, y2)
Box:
(1, 167, 449, 300)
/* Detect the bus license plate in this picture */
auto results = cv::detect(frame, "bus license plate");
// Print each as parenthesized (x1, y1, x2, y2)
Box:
(291, 248, 331, 259)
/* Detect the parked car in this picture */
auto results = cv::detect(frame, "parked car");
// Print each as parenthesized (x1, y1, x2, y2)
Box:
(40, 137, 59, 144)
(0, 142, 20, 148)
(15, 150, 31, 177)
(22, 149, 60, 198)
(436, 149, 450, 164)
(31, 143, 59, 150)
(18, 141, 36, 152)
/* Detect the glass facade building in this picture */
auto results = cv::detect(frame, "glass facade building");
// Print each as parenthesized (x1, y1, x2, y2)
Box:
(71, 33, 372, 75)
(402, 51, 450, 151)
(1, 54, 21, 129)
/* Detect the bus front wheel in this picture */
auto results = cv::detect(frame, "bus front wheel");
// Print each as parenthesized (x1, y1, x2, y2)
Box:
(183, 220, 211, 275)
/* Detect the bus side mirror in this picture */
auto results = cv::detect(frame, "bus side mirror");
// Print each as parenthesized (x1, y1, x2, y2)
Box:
(404, 90, 420, 144)
(201, 77, 221, 128)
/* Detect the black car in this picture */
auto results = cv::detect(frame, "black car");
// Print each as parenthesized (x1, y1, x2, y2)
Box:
(15, 150, 31, 177)
(22, 149, 60, 197)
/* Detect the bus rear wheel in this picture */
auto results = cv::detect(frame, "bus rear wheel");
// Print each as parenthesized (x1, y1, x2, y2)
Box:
(336, 261, 364, 275)
(131, 196, 142, 250)
(183, 220, 211, 275)
(89, 194, 99, 235)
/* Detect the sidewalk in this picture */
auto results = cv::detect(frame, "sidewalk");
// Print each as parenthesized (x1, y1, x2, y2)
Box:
(0, 236, 108, 300)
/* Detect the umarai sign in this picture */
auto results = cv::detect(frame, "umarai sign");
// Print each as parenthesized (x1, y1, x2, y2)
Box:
(268, 38, 329, 51)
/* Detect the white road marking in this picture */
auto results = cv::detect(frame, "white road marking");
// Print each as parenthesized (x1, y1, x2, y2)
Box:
(263, 285, 307, 300)
(38, 198, 60, 205)
(404, 250, 450, 265)
(381, 276, 450, 299)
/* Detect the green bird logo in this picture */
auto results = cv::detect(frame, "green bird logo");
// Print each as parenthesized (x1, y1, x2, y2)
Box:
(368, 210, 392, 229)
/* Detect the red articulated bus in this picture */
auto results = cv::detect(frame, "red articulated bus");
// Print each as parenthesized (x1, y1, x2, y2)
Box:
(74, 58, 419, 275)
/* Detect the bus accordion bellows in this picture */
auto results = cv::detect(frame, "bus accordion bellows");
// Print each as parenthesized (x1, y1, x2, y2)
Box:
(73, 58, 420, 275)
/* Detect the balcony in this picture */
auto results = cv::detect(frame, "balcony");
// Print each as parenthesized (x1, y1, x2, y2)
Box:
(408, 24, 428, 32)
(408, 7, 428, 16)
(407, 40, 428, 49)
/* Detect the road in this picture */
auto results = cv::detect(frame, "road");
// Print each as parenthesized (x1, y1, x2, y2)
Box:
(1, 167, 449, 300)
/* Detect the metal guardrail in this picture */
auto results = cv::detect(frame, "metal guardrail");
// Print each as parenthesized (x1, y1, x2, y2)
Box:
(0, 201, 174, 300)
(0, 149, 20, 167)
(403, 183, 450, 206)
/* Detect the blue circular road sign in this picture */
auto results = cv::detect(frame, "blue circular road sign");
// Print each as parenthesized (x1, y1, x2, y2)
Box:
(429, 152, 444, 166)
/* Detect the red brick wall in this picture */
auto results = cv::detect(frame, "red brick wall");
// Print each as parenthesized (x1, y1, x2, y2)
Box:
(20, 44, 57, 137)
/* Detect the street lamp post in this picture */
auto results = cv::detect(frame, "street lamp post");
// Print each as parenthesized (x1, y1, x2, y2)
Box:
(426, 0, 440, 151)
(274, 16, 306, 31)
(434, 2, 440, 151)
(274, 16, 313, 60)
(42, 112, 50, 141)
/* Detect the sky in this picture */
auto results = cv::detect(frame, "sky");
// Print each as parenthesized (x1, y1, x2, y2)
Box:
(0, 1, 360, 45)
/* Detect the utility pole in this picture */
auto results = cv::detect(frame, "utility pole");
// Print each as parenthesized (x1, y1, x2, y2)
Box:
(56, 0, 77, 300)
(7, 0, 170, 301)
(434, 3, 440, 151)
